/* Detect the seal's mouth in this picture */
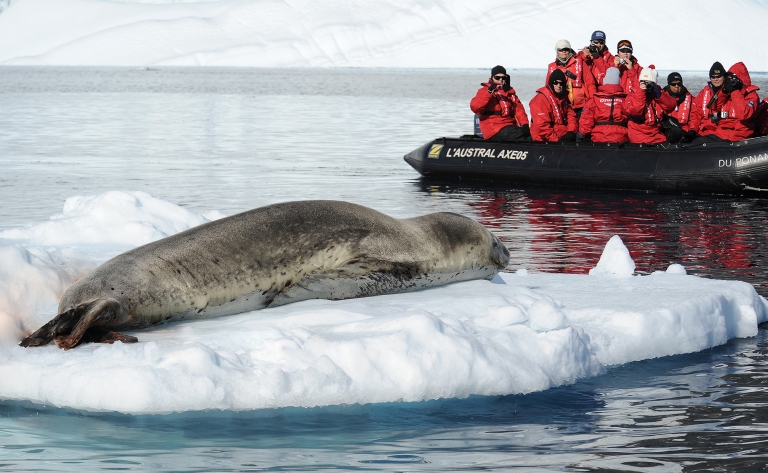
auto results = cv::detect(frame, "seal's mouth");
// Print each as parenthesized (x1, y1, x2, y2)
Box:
(490, 233, 510, 269)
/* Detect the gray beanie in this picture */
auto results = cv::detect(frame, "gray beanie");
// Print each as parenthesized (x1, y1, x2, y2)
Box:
(604, 67, 620, 85)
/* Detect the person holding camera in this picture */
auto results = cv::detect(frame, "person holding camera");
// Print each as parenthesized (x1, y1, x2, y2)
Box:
(660, 73, 696, 143)
(545, 39, 596, 115)
(578, 67, 630, 143)
(470, 65, 530, 141)
(689, 62, 760, 144)
(579, 30, 614, 85)
(613, 40, 642, 94)
(625, 66, 677, 144)
(530, 69, 577, 142)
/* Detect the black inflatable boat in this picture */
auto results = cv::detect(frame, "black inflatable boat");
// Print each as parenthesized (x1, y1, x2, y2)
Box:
(403, 135, 768, 195)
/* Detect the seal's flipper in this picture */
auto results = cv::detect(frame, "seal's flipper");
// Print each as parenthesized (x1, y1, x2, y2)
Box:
(53, 298, 126, 350)
(269, 260, 423, 308)
(80, 327, 138, 345)
(19, 305, 88, 347)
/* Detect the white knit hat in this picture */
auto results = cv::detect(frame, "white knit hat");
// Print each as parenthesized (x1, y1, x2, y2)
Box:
(639, 67, 658, 84)
(555, 39, 572, 51)
(604, 67, 620, 85)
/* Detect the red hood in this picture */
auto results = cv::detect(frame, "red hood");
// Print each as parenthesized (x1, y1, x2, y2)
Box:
(728, 62, 752, 88)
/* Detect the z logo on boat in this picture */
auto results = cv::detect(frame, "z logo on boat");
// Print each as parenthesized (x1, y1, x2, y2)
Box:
(428, 145, 444, 158)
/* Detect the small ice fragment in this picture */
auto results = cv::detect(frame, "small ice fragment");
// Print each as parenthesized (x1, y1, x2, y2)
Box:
(666, 263, 687, 275)
(589, 235, 635, 277)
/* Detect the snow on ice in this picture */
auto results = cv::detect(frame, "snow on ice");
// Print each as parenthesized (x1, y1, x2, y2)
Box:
(0, 191, 765, 414)
(0, 0, 767, 71)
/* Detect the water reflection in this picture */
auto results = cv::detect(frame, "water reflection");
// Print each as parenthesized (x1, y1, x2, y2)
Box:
(416, 180, 768, 296)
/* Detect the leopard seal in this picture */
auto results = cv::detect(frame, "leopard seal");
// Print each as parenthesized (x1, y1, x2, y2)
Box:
(20, 200, 510, 349)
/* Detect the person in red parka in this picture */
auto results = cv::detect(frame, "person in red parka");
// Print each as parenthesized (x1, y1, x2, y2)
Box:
(579, 67, 629, 143)
(625, 66, 677, 144)
(470, 65, 530, 141)
(613, 40, 642, 94)
(660, 72, 696, 143)
(530, 69, 577, 142)
(546, 39, 596, 114)
(690, 61, 760, 144)
(579, 30, 614, 86)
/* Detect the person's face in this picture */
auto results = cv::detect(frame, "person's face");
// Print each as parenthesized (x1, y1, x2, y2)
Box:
(669, 81, 683, 93)
(553, 80, 564, 94)
(590, 39, 605, 51)
(492, 74, 505, 85)
(557, 48, 570, 60)
(618, 49, 632, 61)
(710, 74, 724, 87)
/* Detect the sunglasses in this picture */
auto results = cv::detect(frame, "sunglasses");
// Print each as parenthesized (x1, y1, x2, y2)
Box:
(710, 74, 724, 79)
(557, 48, 570, 52)
(640, 80, 652, 85)
(669, 82, 683, 87)
(618, 48, 632, 53)
(591, 40, 605, 45)
(493, 75, 506, 80)
(553, 80, 565, 85)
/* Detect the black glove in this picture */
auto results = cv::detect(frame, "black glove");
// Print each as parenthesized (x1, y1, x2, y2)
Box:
(565, 70, 577, 80)
(502, 82, 511, 92)
(520, 124, 530, 137)
(487, 81, 498, 94)
(645, 83, 661, 99)
(576, 132, 586, 142)
(559, 131, 576, 142)
(684, 129, 699, 142)
(723, 73, 743, 94)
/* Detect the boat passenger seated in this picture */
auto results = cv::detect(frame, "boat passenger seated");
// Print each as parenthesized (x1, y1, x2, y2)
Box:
(470, 65, 530, 142)
(578, 67, 629, 144)
(661, 72, 697, 143)
(579, 30, 613, 86)
(546, 39, 596, 116)
(625, 66, 677, 144)
(530, 69, 577, 143)
(689, 62, 760, 145)
(613, 40, 642, 94)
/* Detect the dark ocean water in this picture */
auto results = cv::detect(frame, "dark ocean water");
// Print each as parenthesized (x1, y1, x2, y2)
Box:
(0, 67, 766, 471)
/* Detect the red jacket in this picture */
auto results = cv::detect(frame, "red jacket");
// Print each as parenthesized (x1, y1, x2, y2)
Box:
(546, 54, 596, 109)
(626, 86, 677, 144)
(617, 56, 642, 94)
(690, 62, 759, 141)
(665, 88, 694, 132)
(579, 48, 614, 86)
(470, 83, 529, 140)
(579, 84, 629, 143)
(529, 86, 577, 142)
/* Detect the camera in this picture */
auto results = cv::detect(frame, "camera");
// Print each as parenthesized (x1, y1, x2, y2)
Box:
(588, 45, 599, 57)
(620, 58, 627, 64)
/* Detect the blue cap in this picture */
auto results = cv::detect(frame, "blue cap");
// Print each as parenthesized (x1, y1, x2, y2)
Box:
(591, 30, 606, 42)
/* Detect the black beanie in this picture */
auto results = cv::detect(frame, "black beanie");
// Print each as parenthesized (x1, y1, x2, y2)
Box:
(709, 62, 725, 77)
(491, 65, 506, 77)
(548, 69, 568, 97)
(667, 72, 683, 85)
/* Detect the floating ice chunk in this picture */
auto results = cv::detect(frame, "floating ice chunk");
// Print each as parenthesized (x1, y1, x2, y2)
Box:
(589, 235, 635, 277)
(666, 263, 687, 275)
(515, 268, 528, 276)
